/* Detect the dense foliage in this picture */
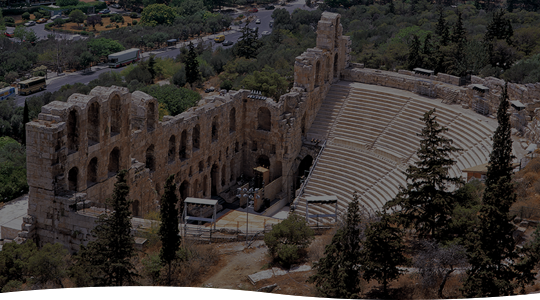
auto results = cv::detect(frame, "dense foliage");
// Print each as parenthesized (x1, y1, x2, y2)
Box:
(0, 137, 27, 203)
(159, 175, 181, 285)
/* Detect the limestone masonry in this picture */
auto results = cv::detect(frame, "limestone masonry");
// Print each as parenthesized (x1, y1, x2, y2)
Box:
(18, 12, 538, 252)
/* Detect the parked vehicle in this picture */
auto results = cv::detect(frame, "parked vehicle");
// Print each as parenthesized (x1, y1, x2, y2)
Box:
(4, 32, 13, 38)
(0, 87, 16, 101)
(265, 5, 275, 9)
(51, 15, 62, 20)
(36, 18, 48, 24)
(108, 48, 141, 68)
(255, 19, 261, 24)
(249, 7, 258, 12)
(205, 87, 215, 93)
(24, 21, 36, 27)
(223, 40, 233, 46)
(214, 34, 225, 43)
(110, 3, 120, 8)
(269, 20, 273, 28)
(262, 31, 270, 36)
(18, 77, 46, 95)
(98, 9, 110, 14)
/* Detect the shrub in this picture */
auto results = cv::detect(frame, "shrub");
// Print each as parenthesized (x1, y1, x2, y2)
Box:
(264, 213, 314, 268)
(220, 79, 232, 91)
(22, 12, 31, 20)
(116, 24, 119, 28)
(132, 20, 138, 25)
(130, 12, 138, 18)
(33, 12, 43, 19)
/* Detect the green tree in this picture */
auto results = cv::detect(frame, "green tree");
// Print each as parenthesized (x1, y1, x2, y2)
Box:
(22, 12, 31, 20)
(159, 175, 181, 285)
(53, 17, 66, 27)
(172, 65, 186, 87)
(87, 38, 125, 61)
(140, 84, 200, 116)
(461, 83, 526, 297)
(185, 42, 200, 85)
(27, 243, 69, 288)
(235, 23, 262, 59)
(385, 109, 463, 241)
(148, 55, 157, 80)
(407, 34, 422, 70)
(451, 9, 466, 46)
(57, 0, 79, 6)
(69, 9, 87, 27)
(435, 8, 449, 46)
(264, 213, 314, 268)
(78, 51, 96, 71)
(362, 211, 410, 296)
(70, 170, 138, 286)
(0, 241, 37, 291)
(13, 26, 30, 42)
(241, 66, 289, 102)
(33, 12, 43, 20)
(87, 15, 102, 31)
(308, 193, 363, 299)
(140, 4, 177, 26)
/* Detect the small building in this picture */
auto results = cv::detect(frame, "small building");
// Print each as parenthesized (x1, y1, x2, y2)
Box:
(471, 84, 489, 94)
(413, 68, 434, 77)
(511, 100, 526, 111)
(462, 162, 520, 182)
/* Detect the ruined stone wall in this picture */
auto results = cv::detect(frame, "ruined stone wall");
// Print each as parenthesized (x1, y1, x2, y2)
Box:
(23, 12, 350, 251)
(343, 67, 540, 116)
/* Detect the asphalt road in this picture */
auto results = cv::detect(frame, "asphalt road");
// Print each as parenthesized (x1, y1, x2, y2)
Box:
(12, 0, 315, 107)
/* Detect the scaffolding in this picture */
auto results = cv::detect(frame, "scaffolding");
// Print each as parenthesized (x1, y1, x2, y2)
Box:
(305, 195, 338, 225)
(182, 198, 218, 235)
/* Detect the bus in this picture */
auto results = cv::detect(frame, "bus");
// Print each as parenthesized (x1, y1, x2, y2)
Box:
(18, 77, 46, 95)
(0, 86, 15, 101)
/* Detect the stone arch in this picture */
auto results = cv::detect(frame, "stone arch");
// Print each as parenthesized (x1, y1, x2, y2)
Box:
(108, 147, 120, 177)
(211, 164, 219, 196)
(179, 180, 190, 200)
(203, 175, 208, 197)
(230, 158, 235, 183)
(88, 102, 100, 146)
(146, 144, 155, 172)
(67, 109, 79, 154)
(110, 95, 121, 137)
(168, 135, 176, 164)
(180, 130, 187, 160)
(68, 167, 78, 192)
(334, 53, 339, 78)
(315, 60, 321, 87)
(235, 141, 239, 153)
(229, 107, 236, 133)
(193, 179, 199, 197)
(147, 102, 156, 132)
(199, 160, 204, 172)
(257, 155, 270, 169)
(211, 116, 219, 142)
(296, 155, 313, 188)
(87, 157, 98, 188)
(221, 164, 226, 187)
(132, 200, 140, 217)
(193, 124, 200, 150)
(257, 107, 271, 131)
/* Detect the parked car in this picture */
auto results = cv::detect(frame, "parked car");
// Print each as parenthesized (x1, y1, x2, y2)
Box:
(223, 40, 233, 46)
(261, 30, 270, 36)
(24, 21, 36, 27)
(51, 15, 62, 20)
(255, 19, 261, 24)
(36, 18, 48, 24)
(110, 3, 120, 8)
(4, 32, 13, 38)
(205, 87, 215, 93)
(265, 5, 275, 9)
(249, 7, 258, 12)
(98, 9, 110, 14)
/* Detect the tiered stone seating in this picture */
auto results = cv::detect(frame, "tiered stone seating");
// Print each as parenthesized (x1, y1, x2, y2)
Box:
(296, 83, 496, 221)
(307, 85, 350, 139)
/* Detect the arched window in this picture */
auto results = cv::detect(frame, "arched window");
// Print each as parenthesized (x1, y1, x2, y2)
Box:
(67, 110, 79, 154)
(229, 108, 236, 133)
(257, 107, 271, 131)
(132, 200, 140, 217)
(193, 124, 200, 150)
(202, 175, 208, 197)
(211, 116, 218, 142)
(87, 157, 98, 188)
(199, 161, 204, 173)
(108, 147, 120, 177)
(334, 54, 339, 78)
(147, 102, 155, 132)
(68, 167, 78, 192)
(110, 95, 121, 137)
(301, 113, 306, 136)
(180, 130, 187, 160)
(230, 159, 235, 183)
(326, 57, 331, 82)
(179, 180, 190, 200)
(335, 17, 340, 48)
(168, 135, 176, 164)
(146, 145, 155, 172)
(221, 164, 226, 187)
(193, 179, 199, 196)
(88, 102, 100, 146)
(235, 141, 239, 153)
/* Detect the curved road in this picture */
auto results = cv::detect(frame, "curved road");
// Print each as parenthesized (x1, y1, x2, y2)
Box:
(13, 0, 314, 107)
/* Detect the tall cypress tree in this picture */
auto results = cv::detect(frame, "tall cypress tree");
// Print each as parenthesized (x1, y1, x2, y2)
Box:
(385, 109, 463, 241)
(307, 193, 363, 298)
(185, 42, 200, 85)
(159, 174, 180, 285)
(462, 83, 521, 297)
(435, 7, 449, 46)
(70, 170, 138, 287)
(407, 34, 422, 70)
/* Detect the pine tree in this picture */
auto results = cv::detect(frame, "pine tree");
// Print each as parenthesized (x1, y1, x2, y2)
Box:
(362, 211, 410, 296)
(185, 42, 200, 85)
(422, 33, 434, 69)
(388, 0, 395, 14)
(159, 174, 180, 285)
(435, 7, 449, 46)
(70, 170, 138, 286)
(385, 109, 463, 241)
(148, 55, 157, 80)
(407, 34, 422, 70)
(462, 83, 523, 297)
(236, 23, 261, 59)
(307, 193, 363, 298)
(451, 9, 467, 46)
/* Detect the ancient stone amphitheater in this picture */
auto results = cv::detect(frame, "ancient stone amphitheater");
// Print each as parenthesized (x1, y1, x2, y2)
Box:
(293, 81, 496, 220)
(20, 11, 540, 250)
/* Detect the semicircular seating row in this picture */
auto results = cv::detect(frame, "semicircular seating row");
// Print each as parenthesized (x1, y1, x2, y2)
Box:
(297, 83, 496, 221)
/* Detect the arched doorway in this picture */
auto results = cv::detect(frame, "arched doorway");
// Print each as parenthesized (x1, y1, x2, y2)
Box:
(132, 200, 140, 217)
(296, 155, 313, 189)
(211, 164, 219, 196)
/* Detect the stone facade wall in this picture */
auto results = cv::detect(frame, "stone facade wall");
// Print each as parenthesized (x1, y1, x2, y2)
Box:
(22, 12, 350, 252)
